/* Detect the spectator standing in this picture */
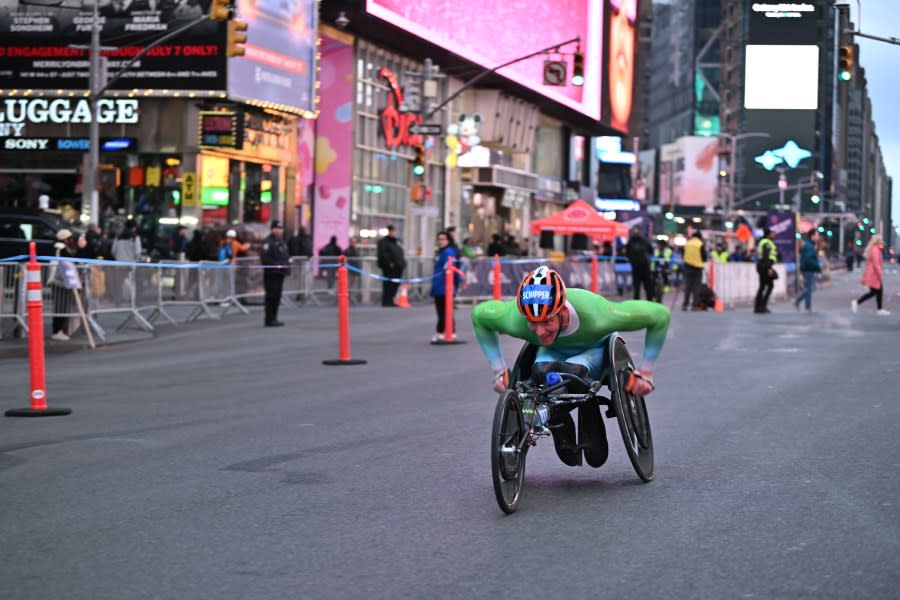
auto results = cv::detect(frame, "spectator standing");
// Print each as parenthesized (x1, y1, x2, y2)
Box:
(186, 230, 209, 261)
(852, 234, 889, 315)
(169, 225, 189, 260)
(217, 229, 250, 264)
(793, 230, 822, 313)
(429, 230, 462, 342)
(729, 245, 746, 262)
(486, 234, 506, 258)
(625, 226, 653, 300)
(503, 234, 522, 257)
(288, 225, 313, 258)
(681, 231, 707, 311)
(260, 220, 291, 326)
(376, 224, 406, 307)
(50, 229, 77, 341)
(111, 218, 142, 262)
(652, 238, 673, 299)
(754, 229, 778, 314)
(319, 235, 343, 290)
(711, 243, 729, 263)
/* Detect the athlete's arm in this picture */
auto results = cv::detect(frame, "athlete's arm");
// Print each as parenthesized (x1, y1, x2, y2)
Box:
(593, 296, 671, 371)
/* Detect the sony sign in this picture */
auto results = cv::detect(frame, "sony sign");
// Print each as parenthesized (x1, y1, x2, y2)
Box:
(0, 98, 139, 126)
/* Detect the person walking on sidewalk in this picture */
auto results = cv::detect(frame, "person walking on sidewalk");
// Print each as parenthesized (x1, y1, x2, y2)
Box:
(793, 230, 821, 313)
(625, 226, 653, 300)
(260, 220, 291, 326)
(754, 229, 778, 314)
(852, 234, 890, 316)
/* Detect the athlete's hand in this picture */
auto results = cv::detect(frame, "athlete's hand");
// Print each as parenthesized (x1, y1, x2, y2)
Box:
(492, 368, 510, 393)
(625, 369, 655, 397)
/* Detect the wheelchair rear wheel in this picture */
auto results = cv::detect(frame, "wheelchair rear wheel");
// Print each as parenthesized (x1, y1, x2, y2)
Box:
(491, 389, 527, 514)
(608, 335, 654, 482)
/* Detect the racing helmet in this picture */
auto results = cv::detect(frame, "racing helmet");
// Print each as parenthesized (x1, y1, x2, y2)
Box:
(516, 266, 567, 322)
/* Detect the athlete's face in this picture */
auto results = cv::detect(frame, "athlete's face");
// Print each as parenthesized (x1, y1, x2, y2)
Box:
(527, 313, 562, 345)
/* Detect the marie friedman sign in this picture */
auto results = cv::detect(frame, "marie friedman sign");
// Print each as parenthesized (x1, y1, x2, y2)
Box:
(0, 6, 226, 91)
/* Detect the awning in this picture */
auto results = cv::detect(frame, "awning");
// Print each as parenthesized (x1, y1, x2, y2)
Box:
(529, 199, 629, 241)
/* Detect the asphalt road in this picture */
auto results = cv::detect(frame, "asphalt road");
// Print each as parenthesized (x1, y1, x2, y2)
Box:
(1, 270, 899, 599)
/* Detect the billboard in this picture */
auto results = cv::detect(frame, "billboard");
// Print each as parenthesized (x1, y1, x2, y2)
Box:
(742, 108, 817, 206)
(601, 0, 637, 133)
(658, 136, 718, 209)
(228, 0, 318, 114)
(366, 0, 604, 121)
(0, 1, 226, 92)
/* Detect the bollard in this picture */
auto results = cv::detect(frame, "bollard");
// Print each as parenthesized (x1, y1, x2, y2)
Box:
(433, 255, 466, 345)
(323, 257, 367, 366)
(591, 253, 599, 294)
(6, 242, 71, 417)
(709, 260, 724, 313)
(492, 254, 501, 300)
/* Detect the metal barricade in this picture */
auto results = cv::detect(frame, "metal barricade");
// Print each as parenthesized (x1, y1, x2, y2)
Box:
(150, 261, 212, 324)
(232, 256, 267, 307)
(43, 262, 107, 340)
(200, 260, 249, 317)
(87, 262, 152, 333)
(1, 262, 27, 338)
(283, 257, 311, 305)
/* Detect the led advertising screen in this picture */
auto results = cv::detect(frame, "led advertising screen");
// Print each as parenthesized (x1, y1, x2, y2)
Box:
(748, 1, 820, 45)
(228, 0, 318, 114)
(744, 45, 819, 110)
(0, 0, 226, 92)
(366, 0, 603, 121)
(601, 0, 637, 133)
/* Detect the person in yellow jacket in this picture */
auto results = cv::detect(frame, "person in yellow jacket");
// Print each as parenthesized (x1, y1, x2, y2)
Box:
(754, 229, 778, 314)
(681, 231, 707, 311)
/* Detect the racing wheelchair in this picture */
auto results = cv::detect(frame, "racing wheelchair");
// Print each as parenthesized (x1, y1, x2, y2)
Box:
(491, 334, 654, 514)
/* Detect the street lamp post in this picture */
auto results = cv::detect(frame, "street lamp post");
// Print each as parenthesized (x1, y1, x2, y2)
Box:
(720, 131, 769, 219)
(85, 0, 100, 225)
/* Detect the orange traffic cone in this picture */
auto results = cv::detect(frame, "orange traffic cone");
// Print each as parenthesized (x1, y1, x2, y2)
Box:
(395, 283, 412, 308)
(714, 297, 724, 313)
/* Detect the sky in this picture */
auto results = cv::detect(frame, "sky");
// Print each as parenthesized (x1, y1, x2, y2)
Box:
(850, 0, 900, 229)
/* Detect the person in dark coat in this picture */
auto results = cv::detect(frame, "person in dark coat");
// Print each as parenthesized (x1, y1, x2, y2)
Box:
(376, 224, 406, 307)
(260, 220, 291, 326)
(625, 226, 653, 300)
(319, 235, 343, 290)
(288, 225, 313, 258)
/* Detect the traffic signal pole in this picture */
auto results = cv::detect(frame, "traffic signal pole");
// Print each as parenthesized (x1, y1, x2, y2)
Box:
(83, 11, 227, 225)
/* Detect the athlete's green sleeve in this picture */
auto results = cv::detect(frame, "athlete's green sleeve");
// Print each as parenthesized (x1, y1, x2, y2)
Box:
(471, 300, 532, 372)
(589, 297, 670, 367)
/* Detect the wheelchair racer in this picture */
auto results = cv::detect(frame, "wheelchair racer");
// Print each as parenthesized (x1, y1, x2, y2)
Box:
(472, 266, 670, 467)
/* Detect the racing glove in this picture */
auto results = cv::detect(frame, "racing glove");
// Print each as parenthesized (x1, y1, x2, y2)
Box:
(624, 369, 655, 397)
(492, 368, 510, 394)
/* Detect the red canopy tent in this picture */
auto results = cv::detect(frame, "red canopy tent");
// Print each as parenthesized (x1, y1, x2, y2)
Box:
(529, 199, 629, 242)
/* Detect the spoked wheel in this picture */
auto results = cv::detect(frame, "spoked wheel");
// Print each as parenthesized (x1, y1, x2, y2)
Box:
(491, 389, 528, 514)
(608, 335, 654, 482)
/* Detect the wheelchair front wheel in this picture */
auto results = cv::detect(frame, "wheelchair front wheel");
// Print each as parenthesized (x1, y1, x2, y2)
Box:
(491, 389, 527, 514)
(608, 335, 654, 482)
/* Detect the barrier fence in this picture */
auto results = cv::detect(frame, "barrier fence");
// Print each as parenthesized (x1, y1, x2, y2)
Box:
(0, 254, 805, 341)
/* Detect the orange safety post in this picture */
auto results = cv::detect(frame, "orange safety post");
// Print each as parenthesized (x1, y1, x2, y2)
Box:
(395, 282, 412, 308)
(591, 252, 599, 294)
(492, 254, 501, 300)
(433, 255, 466, 346)
(709, 259, 724, 313)
(6, 242, 71, 417)
(323, 256, 367, 366)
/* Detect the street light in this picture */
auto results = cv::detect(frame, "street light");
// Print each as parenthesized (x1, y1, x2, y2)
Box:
(719, 131, 770, 219)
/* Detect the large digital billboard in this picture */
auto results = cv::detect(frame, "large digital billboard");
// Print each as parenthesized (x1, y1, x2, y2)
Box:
(0, 0, 226, 92)
(601, 0, 636, 133)
(366, 0, 603, 121)
(228, 0, 318, 114)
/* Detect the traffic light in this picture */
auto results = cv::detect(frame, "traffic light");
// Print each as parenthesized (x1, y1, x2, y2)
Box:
(810, 185, 821, 204)
(411, 144, 425, 176)
(838, 44, 855, 81)
(571, 50, 584, 86)
(227, 19, 248, 57)
(209, 0, 231, 21)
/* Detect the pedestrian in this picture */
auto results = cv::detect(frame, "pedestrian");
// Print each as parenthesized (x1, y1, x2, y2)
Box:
(728, 245, 746, 262)
(169, 225, 189, 260)
(793, 230, 822, 313)
(217, 229, 250, 264)
(754, 229, 778, 314)
(111, 218, 142, 262)
(681, 231, 707, 311)
(288, 225, 313, 258)
(625, 226, 653, 300)
(319, 235, 343, 290)
(376, 224, 406, 307)
(652, 238, 673, 301)
(844, 242, 855, 272)
(430, 230, 462, 342)
(260, 220, 291, 326)
(711, 242, 729, 263)
(486, 233, 506, 257)
(852, 234, 890, 316)
(50, 229, 78, 341)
